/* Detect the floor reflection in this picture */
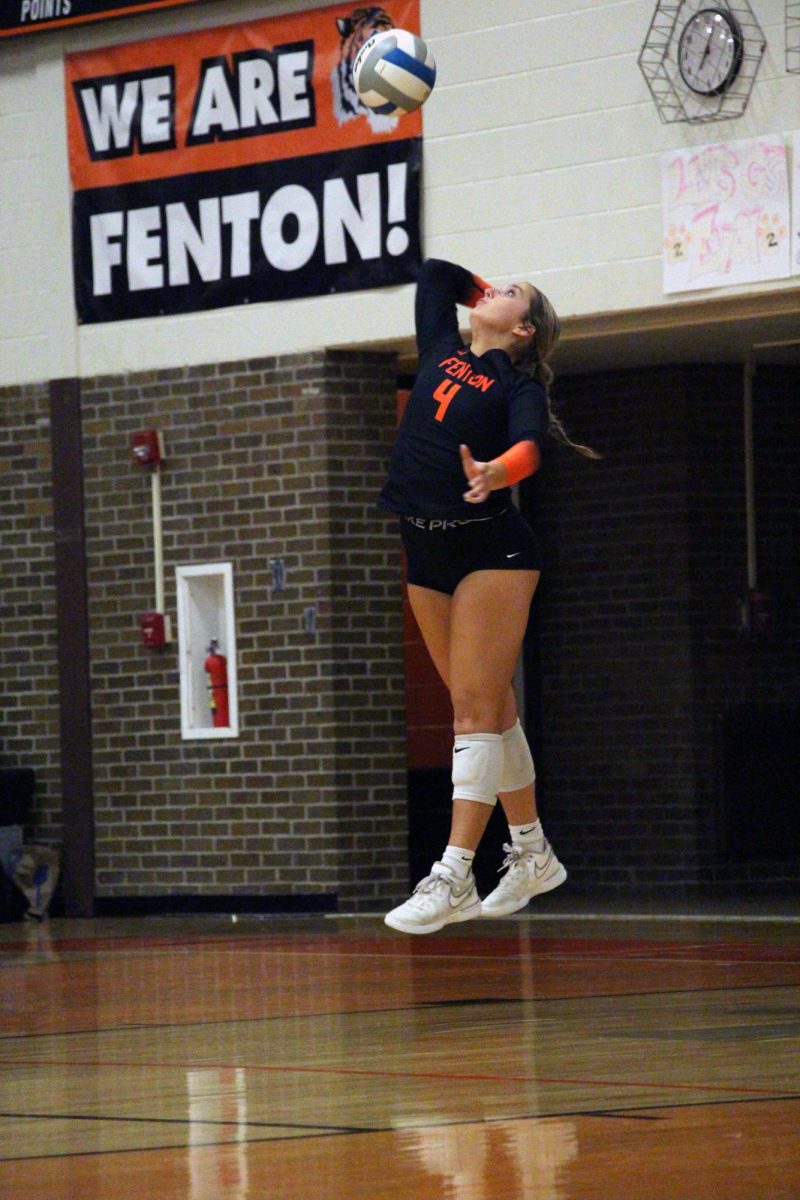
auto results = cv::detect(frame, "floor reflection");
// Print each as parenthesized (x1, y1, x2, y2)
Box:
(187, 1068, 249, 1200)
(396, 1116, 578, 1200)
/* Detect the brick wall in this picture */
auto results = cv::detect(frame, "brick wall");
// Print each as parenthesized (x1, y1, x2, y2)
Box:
(79, 349, 408, 911)
(3, 359, 797, 907)
(0, 352, 408, 912)
(529, 363, 800, 895)
(531, 367, 698, 892)
(686, 364, 800, 890)
(396, 385, 452, 773)
(324, 353, 410, 903)
(0, 384, 61, 843)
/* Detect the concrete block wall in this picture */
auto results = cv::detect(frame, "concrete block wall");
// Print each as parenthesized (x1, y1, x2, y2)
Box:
(3, 1, 799, 387)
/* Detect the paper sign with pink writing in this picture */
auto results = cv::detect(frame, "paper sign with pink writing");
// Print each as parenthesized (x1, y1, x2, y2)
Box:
(662, 135, 790, 294)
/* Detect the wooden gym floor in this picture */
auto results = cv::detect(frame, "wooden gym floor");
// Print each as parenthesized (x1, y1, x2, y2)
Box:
(1, 902, 799, 1199)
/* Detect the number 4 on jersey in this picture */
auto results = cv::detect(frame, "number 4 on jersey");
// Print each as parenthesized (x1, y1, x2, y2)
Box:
(433, 378, 461, 422)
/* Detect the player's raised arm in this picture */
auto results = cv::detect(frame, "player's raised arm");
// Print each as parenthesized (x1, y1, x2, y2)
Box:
(414, 259, 491, 359)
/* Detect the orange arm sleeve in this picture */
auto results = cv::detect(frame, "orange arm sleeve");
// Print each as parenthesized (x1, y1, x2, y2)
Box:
(463, 274, 491, 307)
(494, 440, 541, 487)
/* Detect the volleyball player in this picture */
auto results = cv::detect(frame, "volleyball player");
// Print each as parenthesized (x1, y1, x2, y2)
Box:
(380, 258, 597, 934)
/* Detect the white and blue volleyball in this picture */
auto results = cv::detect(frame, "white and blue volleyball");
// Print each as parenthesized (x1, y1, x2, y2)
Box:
(352, 28, 436, 117)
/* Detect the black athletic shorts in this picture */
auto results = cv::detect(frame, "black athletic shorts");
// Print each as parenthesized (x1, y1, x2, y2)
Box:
(400, 506, 541, 596)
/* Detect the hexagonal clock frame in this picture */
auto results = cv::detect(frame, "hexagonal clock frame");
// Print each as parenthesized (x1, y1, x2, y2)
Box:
(788, 1, 800, 72)
(638, 1, 766, 123)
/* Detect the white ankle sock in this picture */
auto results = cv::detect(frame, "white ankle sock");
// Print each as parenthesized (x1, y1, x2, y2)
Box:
(509, 820, 544, 851)
(441, 845, 475, 879)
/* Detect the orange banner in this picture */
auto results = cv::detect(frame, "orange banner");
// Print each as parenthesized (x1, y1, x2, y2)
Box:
(66, 2, 422, 190)
(65, 3, 425, 323)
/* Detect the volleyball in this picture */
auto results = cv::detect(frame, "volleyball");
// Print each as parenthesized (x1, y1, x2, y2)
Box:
(352, 28, 436, 117)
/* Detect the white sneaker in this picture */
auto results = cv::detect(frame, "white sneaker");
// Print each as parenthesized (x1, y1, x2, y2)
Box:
(384, 863, 482, 934)
(481, 841, 567, 918)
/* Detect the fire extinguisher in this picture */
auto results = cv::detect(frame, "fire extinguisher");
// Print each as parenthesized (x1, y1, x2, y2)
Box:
(204, 638, 229, 727)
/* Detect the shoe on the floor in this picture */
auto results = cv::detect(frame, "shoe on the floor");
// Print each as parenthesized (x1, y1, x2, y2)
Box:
(384, 862, 482, 934)
(480, 841, 567, 918)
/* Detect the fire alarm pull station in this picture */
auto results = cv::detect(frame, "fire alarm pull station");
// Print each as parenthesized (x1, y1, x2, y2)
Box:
(131, 428, 172, 647)
(130, 429, 163, 468)
(140, 611, 168, 647)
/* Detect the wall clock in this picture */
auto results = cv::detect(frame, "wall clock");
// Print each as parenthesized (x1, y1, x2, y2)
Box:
(677, 8, 744, 95)
(638, 1, 766, 123)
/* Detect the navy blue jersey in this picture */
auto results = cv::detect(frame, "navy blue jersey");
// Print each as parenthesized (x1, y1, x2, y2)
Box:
(379, 259, 548, 518)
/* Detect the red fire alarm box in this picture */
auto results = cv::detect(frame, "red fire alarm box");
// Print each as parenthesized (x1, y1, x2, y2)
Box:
(130, 429, 163, 468)
(139, 611, 167, 647)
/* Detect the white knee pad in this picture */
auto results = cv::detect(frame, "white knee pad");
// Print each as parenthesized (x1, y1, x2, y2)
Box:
(451, 733, 503, 806)
(499, 719, 536, 792)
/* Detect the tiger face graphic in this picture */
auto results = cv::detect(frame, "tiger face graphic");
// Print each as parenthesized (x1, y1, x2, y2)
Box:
(332, 6, 398, 132)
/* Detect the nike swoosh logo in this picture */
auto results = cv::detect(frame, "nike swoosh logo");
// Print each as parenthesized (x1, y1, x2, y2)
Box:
(534, 851, 554, 877)
(454, 747, 468, 753)
(519, 826, 535, 836)
(506, 552, 521, 558)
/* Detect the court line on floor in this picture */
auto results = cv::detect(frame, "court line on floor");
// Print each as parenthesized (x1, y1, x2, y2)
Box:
(0, 1131, 345, 1165)
(3, 929, 800, 963)
(3, 909, 797, 961)
(586, 1110, 663, 1120)
(1, 1054, 793, 1099)
(0, 1109, 368, 1133)
(3, 945, 799, 977)
(546, 913, 800, 924)
(224, 947, 800, 967)
(2, 1092, 800, 1165)
(340, 912, 800, 925)
(2, 981, 799, 1045)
